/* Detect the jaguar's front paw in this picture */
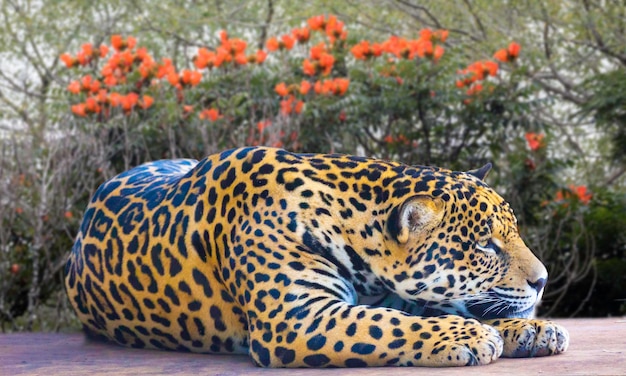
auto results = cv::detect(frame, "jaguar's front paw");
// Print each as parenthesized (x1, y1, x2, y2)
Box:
(487, 319, 569, 358)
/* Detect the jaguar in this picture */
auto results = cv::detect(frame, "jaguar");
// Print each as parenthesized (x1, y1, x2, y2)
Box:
(64, 146, 569, 367)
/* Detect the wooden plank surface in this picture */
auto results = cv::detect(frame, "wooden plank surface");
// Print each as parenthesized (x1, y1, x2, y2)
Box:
(1, 318, 625, 375)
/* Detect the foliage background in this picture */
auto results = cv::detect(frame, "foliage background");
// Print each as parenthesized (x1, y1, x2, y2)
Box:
(0, 0, 625, 332)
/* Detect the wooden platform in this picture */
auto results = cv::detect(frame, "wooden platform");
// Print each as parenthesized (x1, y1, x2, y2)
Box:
(2, 318, 625, 375)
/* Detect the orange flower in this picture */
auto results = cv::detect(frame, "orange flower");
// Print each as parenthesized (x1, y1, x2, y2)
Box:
(525, 132, 545, 151)
(280, 96, 294, 115)
(99, 44, 109, 58)
(64, 211, 73, 219)
(508, 42, 521, 58)
(351, 40, 369, 60)
(96, 89, 108, 104)
(307, 15, 325, 31)
(199, 108, 222, 121)
(75, 51, 89, 66)
(254, 50, 267, 64)
(274, 82, 289, 97)
(228, 38, 248, 55)
(67, 81, 81, 94)
(433, 29, 449, 43)
(292, 27, 311, 43)
(314, 80, 323, 94)
(351, 40, 384, 59)
(278, 96, 303, 115)
(299, 80, 312, 95)
(556, 185, 592, 205)
(573, 186, 592, 204)
(195, 48, 212, 69)
(103, 75, 117, 87)
(314, 78, 350, 96)
(111, 35, 136, 51)
(266, 37, 279, 52)
(180, 70, 202, 86)
(432, 45, 444, 62)
(71, 103, 87, 117)
(15, 207, 24, 215)
(89, 79, 101, 93)
(120, 93, 139, 112)
(318, 53, 335, 75)
(484, 60, 498, 76)
(235, 53, 248, 65)
(139, 59, 157, 79)
(267, 34, 296, 51)
(80, 75, 92, 89)
(140, 95, 154, 109)
(108, 92, 122, 107)
(85, 97, 101, 113)
(216, 46, 231, 64)
(325, 15, 346, 42)
(466, 83, 483, 96)
(220, 30, 229, 45)
(494, 42, 521, 63)
(494, 49, 508, 63)
(183, 105, 194, 113)
(81, 43, 93, 58)
(334, 78, 350, 95)
(294, 100, 304, 114)
(419, 29, 433, 42)
(309, 42, 327, 60)
(135, 47, 151, 62)
(257, 120, 271, 133)
(302, 59, 316, 76)
(60, 53, 76, 68)
(414, 40, 433, 59)
(281, 35, 295, 50)
(111, 35, 123, 50)
(167, 71, 180, 86)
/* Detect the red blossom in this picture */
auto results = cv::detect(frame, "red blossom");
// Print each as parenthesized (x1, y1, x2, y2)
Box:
(525, 132, 545, 151)
(199, 108, 222, 121)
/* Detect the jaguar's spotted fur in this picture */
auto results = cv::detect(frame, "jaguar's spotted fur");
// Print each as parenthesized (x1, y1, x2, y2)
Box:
(65, 147, 568, 367)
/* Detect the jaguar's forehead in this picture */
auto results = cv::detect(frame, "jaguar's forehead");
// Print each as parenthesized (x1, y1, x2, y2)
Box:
(405, 168, 518, 231)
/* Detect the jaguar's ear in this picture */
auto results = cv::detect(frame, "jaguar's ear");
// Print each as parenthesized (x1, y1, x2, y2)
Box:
(467, 163, 492, 181)
(392, 195, 445, 244)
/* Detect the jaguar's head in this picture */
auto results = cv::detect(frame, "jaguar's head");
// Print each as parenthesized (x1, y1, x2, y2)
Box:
(377, 164, 547, 319)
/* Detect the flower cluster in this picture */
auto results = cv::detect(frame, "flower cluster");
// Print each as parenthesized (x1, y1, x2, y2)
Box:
(350, 40, 384, 60)
(350, 29, 448, 63)
(454, 42, 522, 103)
(196, 31, 267, 69)
(494, 42, 521, 63)
(62, 15, 528, 152)
(303, 43, 336, 76)
(456, 60, 498, 89)
(555, 185, 592, 205)
(383, 134, 417, 147)
(64, 36, 163, 117)
(307, 15, 347, 44)
(64, 33, 271, 121)
(60, 43, 108, 68)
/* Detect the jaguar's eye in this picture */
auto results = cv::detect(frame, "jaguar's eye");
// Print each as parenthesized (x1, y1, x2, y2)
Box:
(476, 239, 497, 254)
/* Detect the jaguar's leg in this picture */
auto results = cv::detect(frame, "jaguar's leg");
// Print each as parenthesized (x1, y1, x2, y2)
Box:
(482, 318, 569, 358)
(234, 255, 503, 367)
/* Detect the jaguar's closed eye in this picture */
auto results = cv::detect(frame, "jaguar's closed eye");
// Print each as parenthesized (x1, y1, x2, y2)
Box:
(476, 239, 499, 254)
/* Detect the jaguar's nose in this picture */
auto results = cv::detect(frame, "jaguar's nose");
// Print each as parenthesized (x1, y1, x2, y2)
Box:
(527, 277, 547, 293)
